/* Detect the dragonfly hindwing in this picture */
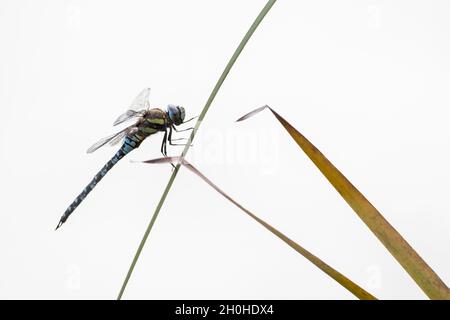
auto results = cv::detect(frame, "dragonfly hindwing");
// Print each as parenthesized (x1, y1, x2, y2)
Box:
(87, 124, 136, 154)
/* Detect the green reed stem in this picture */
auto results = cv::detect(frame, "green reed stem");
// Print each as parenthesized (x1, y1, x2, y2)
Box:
(117, 0, 278, 299)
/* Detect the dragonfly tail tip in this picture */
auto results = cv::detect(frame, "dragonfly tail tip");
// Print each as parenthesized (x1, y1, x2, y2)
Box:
(55, 221, 63, 231)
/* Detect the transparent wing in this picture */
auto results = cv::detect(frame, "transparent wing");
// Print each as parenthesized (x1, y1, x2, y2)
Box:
(87, 125, 136, 154)
(113, 110, 146, 127)
(107, 132, 127, 147)
(128, 87, 151, 111)
(113, 88, 151, 126)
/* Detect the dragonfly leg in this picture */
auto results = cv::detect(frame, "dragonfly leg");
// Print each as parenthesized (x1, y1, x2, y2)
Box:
(161, 130, 168, 157)
(169, 126, 193, 147)
(168, 126, 173, 145)
(164, 136, 168, 156)
(162, 128, 176, 169)
(173, 125, 194, 133)
(169, 142, 194, 147)
(181, 115, 198, 124)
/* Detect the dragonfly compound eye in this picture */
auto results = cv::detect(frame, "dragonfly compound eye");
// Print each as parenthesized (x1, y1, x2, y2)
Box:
(177, 106, 186, 123)
(167, 104, 185, 125)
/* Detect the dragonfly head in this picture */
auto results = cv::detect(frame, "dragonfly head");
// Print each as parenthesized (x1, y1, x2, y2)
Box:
(167, 104, 185, 126)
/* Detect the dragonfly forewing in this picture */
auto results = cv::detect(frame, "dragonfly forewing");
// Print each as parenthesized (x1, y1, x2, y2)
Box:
(113, 110, 146, 126)
(113, 87, 151, 126)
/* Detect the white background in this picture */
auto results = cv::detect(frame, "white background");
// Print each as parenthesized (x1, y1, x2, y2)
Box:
(0, 0, 449, 299)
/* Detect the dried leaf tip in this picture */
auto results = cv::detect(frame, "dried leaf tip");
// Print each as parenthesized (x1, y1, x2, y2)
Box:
(236, 105, 270, 122)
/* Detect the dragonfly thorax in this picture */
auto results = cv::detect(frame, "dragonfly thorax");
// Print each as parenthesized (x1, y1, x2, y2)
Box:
(167, 104, 185, 126)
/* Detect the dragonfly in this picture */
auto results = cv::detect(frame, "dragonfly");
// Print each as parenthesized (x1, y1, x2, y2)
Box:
(56, 88, 195, 230)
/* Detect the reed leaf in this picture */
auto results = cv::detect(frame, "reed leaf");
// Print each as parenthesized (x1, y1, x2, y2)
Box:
(236, 105, 450, 299)
(141, 157, 377, 300)
(117, 1, 278, 299)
